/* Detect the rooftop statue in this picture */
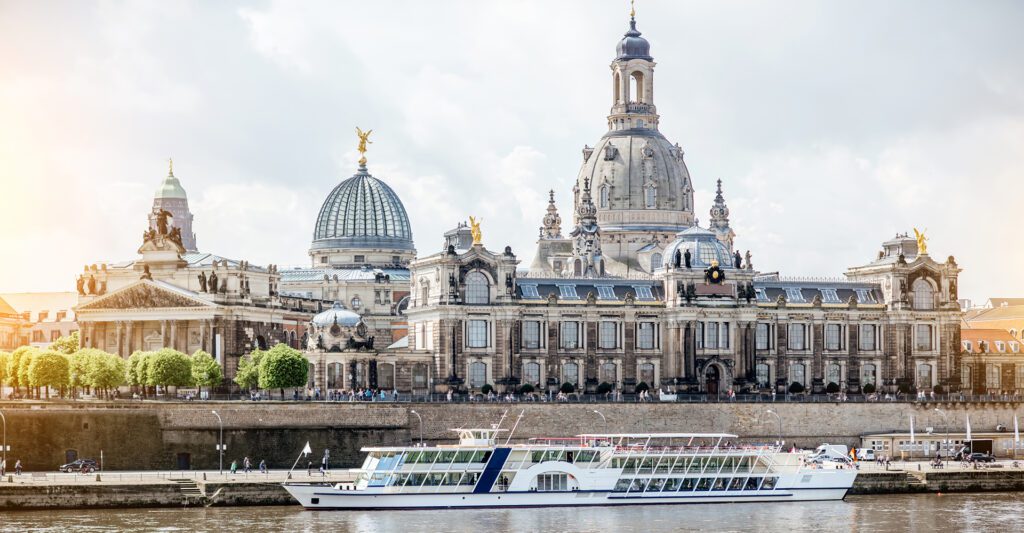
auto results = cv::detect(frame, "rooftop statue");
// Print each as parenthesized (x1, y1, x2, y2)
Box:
(469, 216, 482, 245)
(356, 127, 373, 166)
(913, 227, 928, 255)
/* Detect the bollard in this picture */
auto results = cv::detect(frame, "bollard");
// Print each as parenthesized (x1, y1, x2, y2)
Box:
(96, 474, 101, 482)
(203, 472, 207, 481)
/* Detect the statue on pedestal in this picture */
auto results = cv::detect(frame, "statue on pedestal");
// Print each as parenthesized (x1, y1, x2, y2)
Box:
(76, 276, 86, 296)
(141, 265, 153, 280)
(684, 248, 692, 269)
(734, 250, 742, 269)
(87, 275, 97, 295)
(198, 271, 207, 292)
(155, 209, 174, 235)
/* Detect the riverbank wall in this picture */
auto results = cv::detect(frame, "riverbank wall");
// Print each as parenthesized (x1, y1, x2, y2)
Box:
(1, 401, 1021, 471)
(2, 470, 1024, 510)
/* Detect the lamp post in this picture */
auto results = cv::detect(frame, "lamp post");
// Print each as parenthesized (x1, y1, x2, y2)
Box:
(0, 409, 7, 474)
(211, 410, 224, 474)
(592, 410, 608, 435)
(766, 409, 783, 447)
(934, 408, 950, 468)
(410, 410, 423, 445)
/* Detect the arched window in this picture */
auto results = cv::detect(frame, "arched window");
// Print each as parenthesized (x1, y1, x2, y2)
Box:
(599, 186, 609, 208)
(789, 363, 805, 387)
(912, 279, 934, 310)
(827, 364, 841, 387)
(419, 281, 430, 306)
(465, 271, 489, 304)
(638, 363, 655, 386)
(469, 361, 487, 388)
(650, 253, 662, 273)
(600, 362, 617, 384)
(350, 295, 362, 311)
(917, 363, 933, 389)
(630, 71, 644, 103)
(563, 362, 579, 386)
(524, 362, 541, 385)
(861, 364, 877, 386)
(755, 363, 770, 387)
(644, 185, 656, 208)
(613, 72, 621, 104)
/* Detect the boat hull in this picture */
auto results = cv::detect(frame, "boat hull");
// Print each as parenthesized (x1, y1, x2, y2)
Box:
(283, 480, 854, 510)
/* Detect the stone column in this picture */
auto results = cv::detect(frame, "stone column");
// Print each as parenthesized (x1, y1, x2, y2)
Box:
(170, 320, 178, 351)
(664, 323, 678, 381)
(125, 321, 134, 354)
(115, 321, 124, 357)
(160, 320, 167, 350)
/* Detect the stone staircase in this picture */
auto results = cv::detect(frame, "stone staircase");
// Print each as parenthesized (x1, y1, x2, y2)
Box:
(171, 479, 206, 505)
(905, 471, 927, 488)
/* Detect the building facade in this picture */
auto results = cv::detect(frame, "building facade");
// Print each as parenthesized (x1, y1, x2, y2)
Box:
(0, 292, 78, 348)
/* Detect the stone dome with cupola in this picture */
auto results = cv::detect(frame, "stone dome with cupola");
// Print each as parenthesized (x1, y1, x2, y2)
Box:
(307, 301, 375, 352)
(571, 12, 695, 276)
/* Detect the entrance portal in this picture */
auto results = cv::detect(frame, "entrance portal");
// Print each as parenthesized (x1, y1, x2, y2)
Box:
(706, 365, 720, 396)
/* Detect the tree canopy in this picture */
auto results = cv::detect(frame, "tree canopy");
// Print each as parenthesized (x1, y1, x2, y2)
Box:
(234, 348, 265, 391)
(257, 344, 308, 394)
(146, 348, 193, 387)
(88, 351, 127, 392)
(48, 331, 80, 355)
(0, 350, 9, 386)
(190, 350, 222, 392)
(7, 346, 36, 390)
(28, 350, 70, 397)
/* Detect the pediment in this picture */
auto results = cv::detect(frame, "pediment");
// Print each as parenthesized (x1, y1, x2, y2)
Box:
(77, 280, 214, 311)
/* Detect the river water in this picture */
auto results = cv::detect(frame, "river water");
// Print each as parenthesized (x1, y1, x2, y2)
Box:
(2, 493, 1023, 532)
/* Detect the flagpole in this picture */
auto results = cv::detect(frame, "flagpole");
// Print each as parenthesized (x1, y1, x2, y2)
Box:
(289, 441, 313, 477)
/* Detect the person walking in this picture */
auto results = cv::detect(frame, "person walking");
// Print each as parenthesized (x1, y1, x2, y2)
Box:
(15, 459, 23, 475)
(259, 459, 267, 474)
(230, 459, 238, 475)
(243, 456, 251, 473)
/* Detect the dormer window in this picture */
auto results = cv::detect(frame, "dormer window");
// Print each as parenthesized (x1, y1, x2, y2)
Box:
(996, 341, 1006, 352)
(557, 284, 579, 300)
(1012, 342, 1020, 353)
(855, 289, 876, 303)
(755, 288, 769, 302)
(820, 289, 840, 303)
(520, 284, 539, 299)
(599, 186, 609, 208)
(596, 286, 615, 300)
(963, 341, 973, 352)
(784, 288, 805, 303)
(633, 286, 654, 300)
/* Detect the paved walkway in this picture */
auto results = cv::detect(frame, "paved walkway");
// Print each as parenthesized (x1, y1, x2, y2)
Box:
(1, 469, 357, 485)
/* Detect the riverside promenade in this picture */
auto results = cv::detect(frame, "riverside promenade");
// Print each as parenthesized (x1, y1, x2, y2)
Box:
(2, 462, 1024, 510)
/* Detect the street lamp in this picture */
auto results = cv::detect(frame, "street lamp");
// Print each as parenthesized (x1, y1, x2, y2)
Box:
(935, 408, 950, 467)
(410, 410, 423, 445)
(592, 410, 608, 435)
(0, 409, 7, 474)
(766, 410, 783, 447)
(211, 410, 224, 474)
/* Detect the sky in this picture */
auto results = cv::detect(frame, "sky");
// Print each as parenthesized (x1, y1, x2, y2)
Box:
(1, 0, 1022, 305)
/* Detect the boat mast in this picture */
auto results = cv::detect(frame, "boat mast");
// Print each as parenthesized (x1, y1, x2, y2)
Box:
(504, 410, 526, 445)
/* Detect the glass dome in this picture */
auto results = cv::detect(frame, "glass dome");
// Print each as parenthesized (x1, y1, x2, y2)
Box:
(311, 302, 361, 328)
(662, 226, 735, 269)
(312, 165, 414, 252)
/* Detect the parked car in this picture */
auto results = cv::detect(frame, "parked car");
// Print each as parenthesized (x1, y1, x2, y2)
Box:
(59, 459, 98, 473)
(967, 453, 996, 463)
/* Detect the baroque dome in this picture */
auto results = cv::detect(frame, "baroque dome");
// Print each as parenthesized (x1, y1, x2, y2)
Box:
(311, 301, 361, 328)
(155, 170, 188, 200)
(577, 130, 693, 233)
(616, 18, 652, 61)
(662, 226, 735, 269)
(312, 164, 414, 252)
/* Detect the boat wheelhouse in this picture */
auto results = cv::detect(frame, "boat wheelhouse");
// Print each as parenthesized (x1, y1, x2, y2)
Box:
(283, 429, 856, 510)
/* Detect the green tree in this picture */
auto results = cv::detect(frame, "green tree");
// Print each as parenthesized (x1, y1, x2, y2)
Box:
(190, 350, 222, 396)
(28, 350, 70, 398)
(0, 350, 9, 390)
(257, 344, 308, 399)
(48, 331, 80, 355)
(7, 346, 35, 395)
(88, 352, 126, 398)
(146, 348, 193, 389)
(234, 348, 265, 391)
(16, 347, 38, 398)
(68, 348, 97, 395)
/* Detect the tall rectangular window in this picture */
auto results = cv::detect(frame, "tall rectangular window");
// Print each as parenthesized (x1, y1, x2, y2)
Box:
(756, 363, 770, 387)
(522, 321, 540, 349)
(523, 362, 541, 385)
(637, 322, 655, 349)
(826, 324, 841, 351)
(859, 325, 876, 351)
(599, 322, 617, 349)
(788, 324, 806, 351)
(467, 320, 488, 348)
(560, 322, 579, 349)
(706, 322, 719, 349)
(756, 323, 770, 350)
(916, 324, 933, 351)
(720, 322, 730, 349)
(696, 322, 704, 349)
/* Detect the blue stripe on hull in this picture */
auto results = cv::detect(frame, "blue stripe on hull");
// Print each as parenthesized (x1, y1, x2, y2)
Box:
(473, 447, 511, 494)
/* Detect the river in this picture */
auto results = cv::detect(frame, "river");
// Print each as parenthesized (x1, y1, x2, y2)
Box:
(2, 493, 1023, 532)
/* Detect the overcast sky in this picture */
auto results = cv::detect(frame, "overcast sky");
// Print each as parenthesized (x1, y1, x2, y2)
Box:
(1, 0, 1022, 304)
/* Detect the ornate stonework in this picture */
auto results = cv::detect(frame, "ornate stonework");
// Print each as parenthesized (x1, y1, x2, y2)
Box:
(79, 282, 209, 310)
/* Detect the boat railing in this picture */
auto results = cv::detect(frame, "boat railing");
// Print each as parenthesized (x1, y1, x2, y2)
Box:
(611, 445, 781, 454)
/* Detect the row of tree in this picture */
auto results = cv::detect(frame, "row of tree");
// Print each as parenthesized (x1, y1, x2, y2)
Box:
(0, 332, 309, 399)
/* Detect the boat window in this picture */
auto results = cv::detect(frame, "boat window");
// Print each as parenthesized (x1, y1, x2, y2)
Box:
(681, 477, 696, 491)
(453, 451, 475, 463)
(629, 479, 646, 492)
(745, 477, 760, 491)
(639, 458, 656, 472)
(645, 478, 667, 492)
(696, 478, 712, 491)
(405, 451, 422, 464)
(664, 478, 682, 491)
(623, 458, 639, 472)
(614, 478, 632, 492)
(437, 451, 457, 463)
(712, 478, 728, 491)
(442, 473, 463, 486)
(728, 477, 745, 491)
(762, 477, 778, 490)
(536, 473, 569, 492)
(425, 473, 446, 486)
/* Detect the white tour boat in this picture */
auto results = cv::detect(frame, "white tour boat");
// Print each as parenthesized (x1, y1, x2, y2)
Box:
(283, 428, 857, 510)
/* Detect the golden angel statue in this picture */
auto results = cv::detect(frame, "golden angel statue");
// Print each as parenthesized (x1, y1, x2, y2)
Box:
(913, 227, 928, 255)
(356, 127, 373, 166)
(469, 216, 482, 245)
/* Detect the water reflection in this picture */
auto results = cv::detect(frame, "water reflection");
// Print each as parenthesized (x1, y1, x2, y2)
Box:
(2, 493, 1022, 533)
